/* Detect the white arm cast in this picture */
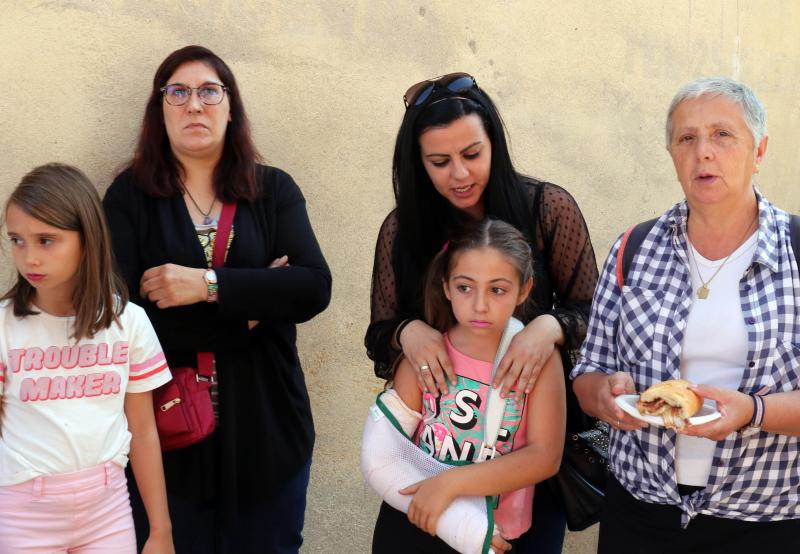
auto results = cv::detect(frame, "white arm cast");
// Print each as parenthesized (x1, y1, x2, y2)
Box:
(361, 390, 494, 554)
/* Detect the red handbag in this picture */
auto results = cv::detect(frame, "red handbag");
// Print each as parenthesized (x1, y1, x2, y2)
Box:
(153, 202, 236, 452)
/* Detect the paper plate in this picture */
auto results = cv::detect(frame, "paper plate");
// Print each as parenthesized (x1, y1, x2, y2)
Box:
(614, 394, 721, 427)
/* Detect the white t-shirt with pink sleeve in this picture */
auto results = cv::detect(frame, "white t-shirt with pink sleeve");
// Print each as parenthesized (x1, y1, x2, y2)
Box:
(0, 299, 171, 486)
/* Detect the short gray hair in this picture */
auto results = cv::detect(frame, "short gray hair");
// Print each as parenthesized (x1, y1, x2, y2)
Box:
(665, 77, 766, 150)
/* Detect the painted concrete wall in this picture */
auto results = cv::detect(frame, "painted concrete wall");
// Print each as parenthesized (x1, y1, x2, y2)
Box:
(2, 1, 800, 552)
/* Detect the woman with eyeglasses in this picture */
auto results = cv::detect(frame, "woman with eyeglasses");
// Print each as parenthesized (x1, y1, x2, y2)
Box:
(103, 45, 331, 553)
(365, 74, 599, 552)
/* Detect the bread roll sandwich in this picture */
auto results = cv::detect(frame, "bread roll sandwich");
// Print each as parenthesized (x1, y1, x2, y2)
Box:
(636, 379, 702, 430)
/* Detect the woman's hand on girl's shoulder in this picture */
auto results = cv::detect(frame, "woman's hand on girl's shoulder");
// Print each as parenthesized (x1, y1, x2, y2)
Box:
(140, 264, 208, 308)
(399, 320, 455, 396)
(399, 472, 460, 536)
(493, 314, 562, 403)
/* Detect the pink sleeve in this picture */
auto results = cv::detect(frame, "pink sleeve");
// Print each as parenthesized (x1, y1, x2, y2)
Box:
(126, 307, 171, 393)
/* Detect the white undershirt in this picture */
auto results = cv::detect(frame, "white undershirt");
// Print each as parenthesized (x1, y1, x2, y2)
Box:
(675, 231, 758, 486)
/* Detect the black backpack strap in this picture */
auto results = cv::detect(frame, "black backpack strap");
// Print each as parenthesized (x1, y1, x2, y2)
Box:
(616, 218, 658, 289)
(616, 214, 799, 289)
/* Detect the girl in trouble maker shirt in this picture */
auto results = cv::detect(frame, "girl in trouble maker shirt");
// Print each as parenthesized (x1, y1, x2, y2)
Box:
(0, 164, 174, 554)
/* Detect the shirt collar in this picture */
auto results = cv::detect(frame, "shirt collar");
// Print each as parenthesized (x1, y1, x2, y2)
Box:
(752, 190, 781, 273)
(665, 188, 780, 274)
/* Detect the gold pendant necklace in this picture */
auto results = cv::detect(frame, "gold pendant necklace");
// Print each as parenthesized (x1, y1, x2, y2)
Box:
(688, 246, 725, 299)
(688, 214, 757, 300)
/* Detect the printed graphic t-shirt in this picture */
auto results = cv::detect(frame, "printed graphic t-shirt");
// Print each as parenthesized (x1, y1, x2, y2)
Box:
(0, 300, 171, 485)
(413, 335, 533, 539)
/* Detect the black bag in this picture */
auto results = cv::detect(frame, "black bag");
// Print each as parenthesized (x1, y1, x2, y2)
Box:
(547, 218, 643, 531)
(549, 421, 609, 531)
(547, 219, 653, 531)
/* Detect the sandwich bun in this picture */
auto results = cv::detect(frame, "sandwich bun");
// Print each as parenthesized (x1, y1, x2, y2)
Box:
(636, 379, 703, 430)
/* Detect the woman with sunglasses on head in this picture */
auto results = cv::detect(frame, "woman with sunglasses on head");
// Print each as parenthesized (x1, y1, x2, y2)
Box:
(103, 45, 331, 553)
(365, 73, 599, 552)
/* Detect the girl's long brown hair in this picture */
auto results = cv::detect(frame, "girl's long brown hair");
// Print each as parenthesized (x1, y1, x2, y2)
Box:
(423, 218, 534, 332)
(2, 163, 128, 339)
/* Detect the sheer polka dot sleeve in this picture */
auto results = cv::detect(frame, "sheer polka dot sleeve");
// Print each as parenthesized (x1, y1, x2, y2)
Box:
(535, 183, 599, 350)
(365, 211, 406, 379)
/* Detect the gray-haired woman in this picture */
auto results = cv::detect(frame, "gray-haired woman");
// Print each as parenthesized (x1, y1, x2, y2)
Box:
(572, 77, 800, 551)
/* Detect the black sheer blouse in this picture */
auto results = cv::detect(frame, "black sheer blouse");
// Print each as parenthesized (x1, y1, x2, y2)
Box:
(365, 179, 599, 388)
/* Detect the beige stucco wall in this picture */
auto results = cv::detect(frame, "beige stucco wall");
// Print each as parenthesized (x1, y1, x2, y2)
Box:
(2, 1, 800, 552)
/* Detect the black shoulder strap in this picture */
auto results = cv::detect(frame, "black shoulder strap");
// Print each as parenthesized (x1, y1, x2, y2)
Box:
(617, 218, 658, 288)
(791, 214, 800, 264)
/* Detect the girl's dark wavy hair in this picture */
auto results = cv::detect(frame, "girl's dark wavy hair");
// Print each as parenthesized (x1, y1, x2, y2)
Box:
(2, 163, 128, 340)
(130, 45, 261, 202)
(392, 82, 531, 297)
(424, 218, 534, 332)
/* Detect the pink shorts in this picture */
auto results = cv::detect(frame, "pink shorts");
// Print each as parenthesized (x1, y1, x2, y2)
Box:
(0, 462, 136, 553)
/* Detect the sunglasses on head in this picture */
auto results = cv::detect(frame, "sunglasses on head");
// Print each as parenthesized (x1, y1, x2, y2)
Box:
(403, 72, 478, 109)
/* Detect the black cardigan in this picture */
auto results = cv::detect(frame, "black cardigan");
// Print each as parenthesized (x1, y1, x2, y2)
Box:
(103, 165, 331, 513)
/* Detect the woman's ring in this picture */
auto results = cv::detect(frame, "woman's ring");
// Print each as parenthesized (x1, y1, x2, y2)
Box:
(617, 419, 621, 427)
(420, 364, 430, 372)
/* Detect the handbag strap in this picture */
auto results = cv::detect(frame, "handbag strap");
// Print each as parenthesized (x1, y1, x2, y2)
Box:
(197, 202, 237, 375)
(212, 202, 237, 268)
(197, 351, 215, 378)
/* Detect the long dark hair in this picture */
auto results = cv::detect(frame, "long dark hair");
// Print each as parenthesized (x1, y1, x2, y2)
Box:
(131, 45, 261, 202)
(392, 80, 531, 285)
(2, 163, 128, 339)
(424, 218, 534, 332)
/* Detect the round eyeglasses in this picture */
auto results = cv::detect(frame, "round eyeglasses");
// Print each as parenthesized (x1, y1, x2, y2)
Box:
(160, 83, 228, 106)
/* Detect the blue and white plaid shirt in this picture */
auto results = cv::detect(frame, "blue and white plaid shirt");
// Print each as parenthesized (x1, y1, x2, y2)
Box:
(571, 192, 800, 526)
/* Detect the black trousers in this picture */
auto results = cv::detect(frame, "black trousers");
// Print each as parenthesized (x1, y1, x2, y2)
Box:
(129, 459, 310, 553)
(372, 502, 518, 554)
(599, 476, 800, 554)
(513, 481, 566, 554)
